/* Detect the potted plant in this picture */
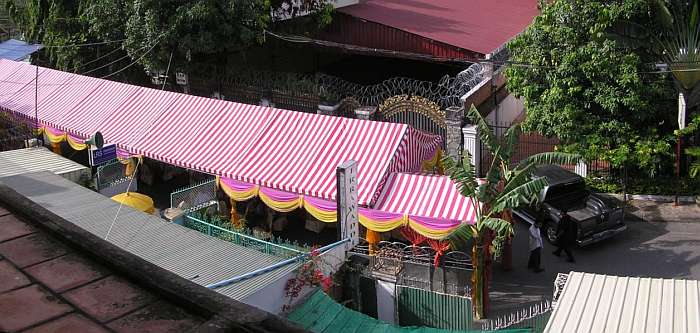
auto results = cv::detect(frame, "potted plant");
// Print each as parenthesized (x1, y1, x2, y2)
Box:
(317, 86, 340, 115)
(685, 147, 700, 205)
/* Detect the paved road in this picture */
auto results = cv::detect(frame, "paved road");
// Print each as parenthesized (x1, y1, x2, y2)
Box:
(489, 217, 700, 314)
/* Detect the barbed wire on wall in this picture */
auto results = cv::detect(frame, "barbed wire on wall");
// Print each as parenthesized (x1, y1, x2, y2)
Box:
(318, 62, 485, 110)
(193, 60, 487, 112)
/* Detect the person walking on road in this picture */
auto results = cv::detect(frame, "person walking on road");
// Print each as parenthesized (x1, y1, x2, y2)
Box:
(553, 210, 576, 263)
(527, 220, 544, 273)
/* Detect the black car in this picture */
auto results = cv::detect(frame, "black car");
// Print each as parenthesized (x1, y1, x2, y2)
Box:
(513, 165, 627, 246)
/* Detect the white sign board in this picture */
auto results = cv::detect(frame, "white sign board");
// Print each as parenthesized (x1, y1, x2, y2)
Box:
(337, 160, 359, 251)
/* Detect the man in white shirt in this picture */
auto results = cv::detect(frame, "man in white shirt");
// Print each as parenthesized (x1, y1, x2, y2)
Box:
(527, 221, 544, 273)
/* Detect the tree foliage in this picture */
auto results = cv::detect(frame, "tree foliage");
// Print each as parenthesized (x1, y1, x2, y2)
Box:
(8, 0, 333, 74)
(506, 0, 677, 174)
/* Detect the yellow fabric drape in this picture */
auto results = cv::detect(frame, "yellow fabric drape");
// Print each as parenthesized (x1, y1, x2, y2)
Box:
(259, 191, 302, 213)
(44, 130, 66, 144)
(125, 157, 136, 177)
(358, 214, 406, 233)
(66, 134, 87, 150)
(50, 141, 62, 154)
(304, 201, 338, 223)
(220, 182, 259, 201)
(40, 127, 89, 151)
(230, 198, 245, 229)
(421, 148, 444, 174)
(66, 135, 87, 150)
(406, 219, 458, 240)
(366, 229, 380, 255)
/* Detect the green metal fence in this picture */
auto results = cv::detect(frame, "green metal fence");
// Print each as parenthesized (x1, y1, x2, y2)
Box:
(184, 215, 305, 258)
(396, 285, 473, 331)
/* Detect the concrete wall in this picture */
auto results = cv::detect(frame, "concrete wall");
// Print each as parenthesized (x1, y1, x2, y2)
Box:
(485, 94, 525, 126)
(243, 245, 348, 315)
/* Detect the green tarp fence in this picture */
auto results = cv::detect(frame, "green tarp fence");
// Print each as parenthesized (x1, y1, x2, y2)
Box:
(288, 290, 532, 333)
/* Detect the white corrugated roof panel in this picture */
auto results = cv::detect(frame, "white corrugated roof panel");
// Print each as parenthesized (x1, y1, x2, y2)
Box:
(0, 147, 89, 179)
(546, 271, 700, 333)
(0, 171, 298, 301)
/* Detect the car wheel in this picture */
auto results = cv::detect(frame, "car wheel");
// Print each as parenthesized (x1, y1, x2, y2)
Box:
(544, 223, 558, 245)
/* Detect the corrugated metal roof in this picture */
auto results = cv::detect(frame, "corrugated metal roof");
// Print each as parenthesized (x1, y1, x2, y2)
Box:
(337, 0, 539, 54)
(0, 39, 43, 61)
(0, 171, 297, 301)
(289, 290, 528, 333)
(0, 147, 88, 178)
(545, 271, 700, 333)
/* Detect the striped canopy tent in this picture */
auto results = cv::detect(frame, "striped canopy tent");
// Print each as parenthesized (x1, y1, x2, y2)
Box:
(129, 94, 278, 173)
(0, 59, 473, 240)
(371, 172, 477, 239)
(98, 87, 180, 153)
(0, 59, 43, 107)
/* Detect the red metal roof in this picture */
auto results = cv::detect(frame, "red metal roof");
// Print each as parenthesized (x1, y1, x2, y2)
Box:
(338, 0, 539, 55)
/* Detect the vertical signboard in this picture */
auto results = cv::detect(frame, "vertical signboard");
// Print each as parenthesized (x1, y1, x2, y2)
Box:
(337, 160, 359, 251)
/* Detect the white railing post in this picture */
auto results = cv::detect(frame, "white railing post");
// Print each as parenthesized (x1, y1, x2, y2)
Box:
(574, 160, 587, 178)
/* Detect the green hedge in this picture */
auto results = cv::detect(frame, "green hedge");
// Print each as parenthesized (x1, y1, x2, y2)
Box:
(586, 176, 700, 196)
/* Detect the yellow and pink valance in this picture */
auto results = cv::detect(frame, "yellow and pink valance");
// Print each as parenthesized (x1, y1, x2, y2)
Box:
(218, 175, 477, 240)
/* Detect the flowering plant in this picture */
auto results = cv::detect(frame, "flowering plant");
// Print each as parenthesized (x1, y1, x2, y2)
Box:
(282, 247, 333, 312)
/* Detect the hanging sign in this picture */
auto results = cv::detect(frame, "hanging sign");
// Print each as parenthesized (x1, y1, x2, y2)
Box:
(89, 144, 116, 166)
(176, 72, 188, 85)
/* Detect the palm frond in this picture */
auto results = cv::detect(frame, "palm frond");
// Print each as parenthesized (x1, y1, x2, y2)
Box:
(442, 151, 478, 198)
(515, 152, 581, 172)
(448, 224, 476, 249)
(500, 123, 521, 162)
(482, 217, 514, 237)
(466, 105, 499, 155)
(501, 163, 539, 195)
(491, 177, 549, 213)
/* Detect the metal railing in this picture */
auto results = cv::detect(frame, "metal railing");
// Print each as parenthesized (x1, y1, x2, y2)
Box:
(184, 215, 305, 259)
(95, 159, 128, 189)
(170, 178, 216, 212)
(481, 299, 552, 332)
(350, 240, 473, 270)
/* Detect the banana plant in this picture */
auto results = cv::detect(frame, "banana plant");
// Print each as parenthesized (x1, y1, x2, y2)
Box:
(442, 105, 581, 319)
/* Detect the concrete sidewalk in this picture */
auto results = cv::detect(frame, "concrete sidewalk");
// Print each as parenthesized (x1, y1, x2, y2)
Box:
(625, 200, 700, 223)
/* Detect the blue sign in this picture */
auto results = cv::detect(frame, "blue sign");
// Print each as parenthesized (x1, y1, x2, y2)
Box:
(90, 144, 117, 166)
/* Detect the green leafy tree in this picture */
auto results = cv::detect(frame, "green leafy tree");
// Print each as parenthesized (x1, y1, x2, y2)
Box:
(9, 0, 333, 76)
(442, 106, 580, 319)
(506, 0, 676, 175)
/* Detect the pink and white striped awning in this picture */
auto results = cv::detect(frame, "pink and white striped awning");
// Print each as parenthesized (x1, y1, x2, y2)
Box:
(374, 172, 477, 222)
(0, 60, 444, 208)
(225, 111, 408, 205)
(40, 74, 105, 131)
(56, 80, 140, 139)
(3, 67, 75, 118)
(0, 60, 43, 109)
(130, 95, 280, 173)
(100, 87, 181, 150)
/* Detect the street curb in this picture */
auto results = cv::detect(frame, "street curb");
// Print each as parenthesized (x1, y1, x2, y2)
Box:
(602, 193, 696, 203)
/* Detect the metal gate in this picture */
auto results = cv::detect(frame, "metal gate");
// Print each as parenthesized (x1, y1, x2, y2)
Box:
(169, 178, 217, 212)
(377, 95, 447, 147)
(396, 285, 473, 330)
